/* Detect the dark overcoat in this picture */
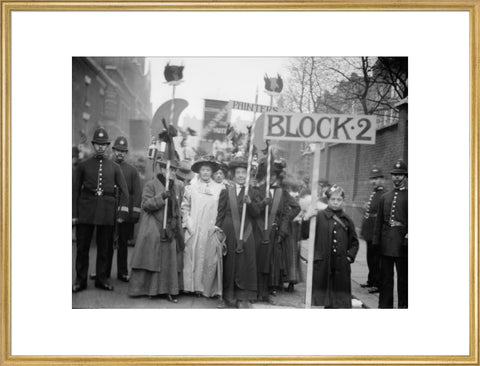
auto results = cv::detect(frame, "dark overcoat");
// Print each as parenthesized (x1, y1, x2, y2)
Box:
(372, 187, 408, 258)
(307, 208, 359, 308)
(282, 191, 302, 283)
(128, 174, 184, 296)
(360, 186, 384, 241)
(73, 155, 129, 225)
(117, 161, 142, 223)
(215, 184, 260, 293)
(252, 184, 291, 276)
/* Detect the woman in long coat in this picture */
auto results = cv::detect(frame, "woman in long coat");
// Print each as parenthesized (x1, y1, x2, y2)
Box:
(251, 159, 291, 302)
(303, 185, 359, 308)
(215, 156, 261, 308)
(128, 159, 184, 302)
(181, 155, 224, 297)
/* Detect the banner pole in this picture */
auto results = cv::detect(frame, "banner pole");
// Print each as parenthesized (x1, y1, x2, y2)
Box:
(264, 94, 274, 230)
(163, 85, 176, 230)
(305, 143, 321, 308)
(240, 88, 259, 241)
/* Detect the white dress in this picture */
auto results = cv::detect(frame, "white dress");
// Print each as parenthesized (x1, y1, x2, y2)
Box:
(181, 178, 224, 296)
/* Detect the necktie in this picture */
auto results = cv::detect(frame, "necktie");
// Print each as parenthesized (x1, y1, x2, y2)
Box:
(238, 185, 245, 196)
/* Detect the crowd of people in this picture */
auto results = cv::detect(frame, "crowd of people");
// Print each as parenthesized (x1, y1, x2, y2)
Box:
(72, 128, 408, 309)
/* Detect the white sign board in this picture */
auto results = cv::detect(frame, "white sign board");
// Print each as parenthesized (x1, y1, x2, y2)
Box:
(230, 100, 279, 113)
(264, 112, 376, 144)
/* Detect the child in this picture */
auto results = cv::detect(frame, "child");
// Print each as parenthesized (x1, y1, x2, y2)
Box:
(303, 185, 359, 308)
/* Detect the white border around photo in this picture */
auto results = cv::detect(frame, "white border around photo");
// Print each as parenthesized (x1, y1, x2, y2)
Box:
(10, 10, 469, 356)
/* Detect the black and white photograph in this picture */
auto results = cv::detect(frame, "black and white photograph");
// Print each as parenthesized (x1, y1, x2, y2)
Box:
(72, 56, 408, 309)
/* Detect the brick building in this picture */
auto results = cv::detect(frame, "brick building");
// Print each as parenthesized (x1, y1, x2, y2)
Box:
(72, 57, 152, 156)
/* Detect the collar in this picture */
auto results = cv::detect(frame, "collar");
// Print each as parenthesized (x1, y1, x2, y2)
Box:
(375, 186, 384, 191)
(324, 207, 345, 218)
(95, 154, 104, 160)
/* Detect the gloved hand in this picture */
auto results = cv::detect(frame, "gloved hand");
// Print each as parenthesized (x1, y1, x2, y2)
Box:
(262, 197, 272, 207)
(242, 195, 251, 205)
(72, 218, 78, 226)
(161, 191, 172, 200)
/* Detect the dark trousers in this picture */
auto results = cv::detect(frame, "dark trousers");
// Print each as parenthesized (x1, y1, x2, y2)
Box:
(366, 241, 380, 287)
(107, 222, 133, 278)
(379, 255, 408, 308)
(75, 224, 113, 285)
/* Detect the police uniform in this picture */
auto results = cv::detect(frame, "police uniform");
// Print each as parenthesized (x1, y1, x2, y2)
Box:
(72, 128, 129, 292)
(360, 167, 384, 289)
(373, 160, 408, 308)
(106, 136, 142, 281)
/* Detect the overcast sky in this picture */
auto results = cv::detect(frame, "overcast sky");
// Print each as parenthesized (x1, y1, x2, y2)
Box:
(148, 57, 292, 127)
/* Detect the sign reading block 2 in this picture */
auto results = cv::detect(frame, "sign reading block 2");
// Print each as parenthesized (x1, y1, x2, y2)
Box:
(264, 112, 376, 144)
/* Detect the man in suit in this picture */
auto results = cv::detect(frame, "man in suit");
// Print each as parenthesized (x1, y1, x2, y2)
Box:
(360, 166, 385, 293)
(373, 160, 408, 308)
(72, 128, 130, 292)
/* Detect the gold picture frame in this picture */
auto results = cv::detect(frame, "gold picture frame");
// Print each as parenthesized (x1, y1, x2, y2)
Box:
(1, 1, 479, 365)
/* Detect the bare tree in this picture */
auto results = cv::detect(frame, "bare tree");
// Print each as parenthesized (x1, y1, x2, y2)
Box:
(374, 57, 408, 99)
(325, 57, 399, 115)
(284, 57, 402, 116)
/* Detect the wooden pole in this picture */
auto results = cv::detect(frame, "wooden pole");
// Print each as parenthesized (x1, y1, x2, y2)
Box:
(264, 95, 274, 230)
(163, 85, 176, 230)
(239, 88, 258, 241)
(305, 143, 321, 308)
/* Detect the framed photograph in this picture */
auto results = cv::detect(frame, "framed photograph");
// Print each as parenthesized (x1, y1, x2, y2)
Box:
(1, 1, 478, 365)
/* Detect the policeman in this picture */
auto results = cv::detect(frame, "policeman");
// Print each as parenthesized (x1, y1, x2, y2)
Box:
(373, 159, 408, 308)
(360, 166, 385, 293)
(72, 128, 130, 292)
(107, 136, 142, 282)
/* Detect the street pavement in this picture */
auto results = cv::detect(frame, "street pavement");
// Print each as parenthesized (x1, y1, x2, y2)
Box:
(72, 236, 394, 309)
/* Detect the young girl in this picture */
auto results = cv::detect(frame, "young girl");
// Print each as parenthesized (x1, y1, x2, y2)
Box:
(303, 185, 359, 308)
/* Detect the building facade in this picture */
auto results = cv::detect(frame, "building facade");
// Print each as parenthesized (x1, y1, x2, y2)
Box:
(72, 57, 152, 156)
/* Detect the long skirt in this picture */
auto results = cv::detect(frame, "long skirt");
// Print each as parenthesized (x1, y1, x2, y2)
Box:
(283, 222, 303, 284)
(128, 239, 179, 297)
(221, 216, 257, 303)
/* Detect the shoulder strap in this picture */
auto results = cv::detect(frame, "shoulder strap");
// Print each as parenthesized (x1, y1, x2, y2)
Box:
(332, 214, 348, 232)
(228, 185, 241, 241)
(266, 188, 283, 236)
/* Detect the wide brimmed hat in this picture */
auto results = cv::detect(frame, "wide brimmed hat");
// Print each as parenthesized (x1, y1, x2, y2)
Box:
(112, 136, 128, 151)
(390, 159, 408, 175)
(156, 158, 180, 170)
(369, 166, 384, 179)
(91, 127, 110, 144)
(216, 161, 228, 174)
(176, 160, 195, 181)
(257, 157, 284, 179)
(228, 156, 248, 171)
(191, 155, 219, 173)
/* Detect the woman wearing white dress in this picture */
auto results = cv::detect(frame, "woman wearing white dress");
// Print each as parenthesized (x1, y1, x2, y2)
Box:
(181, 155, 224, 297)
